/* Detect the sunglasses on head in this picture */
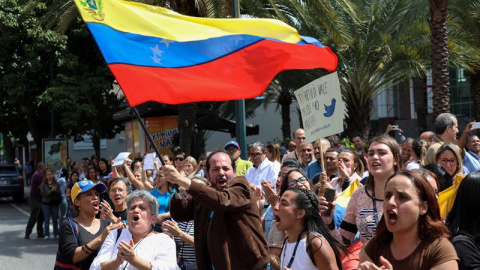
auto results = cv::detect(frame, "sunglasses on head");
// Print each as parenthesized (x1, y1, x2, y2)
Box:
(288, 177, 308, 188)
(176, 157, 185, 161)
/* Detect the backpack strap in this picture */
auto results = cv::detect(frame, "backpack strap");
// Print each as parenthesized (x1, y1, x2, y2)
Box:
(68, 218, 79, 243)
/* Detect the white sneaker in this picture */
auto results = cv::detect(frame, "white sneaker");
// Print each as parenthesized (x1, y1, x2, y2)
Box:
(44, 236, 50, 240)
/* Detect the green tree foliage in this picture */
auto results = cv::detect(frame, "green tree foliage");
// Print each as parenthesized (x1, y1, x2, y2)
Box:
(39, 20, 125, 157)
(0, 0, 66, 161)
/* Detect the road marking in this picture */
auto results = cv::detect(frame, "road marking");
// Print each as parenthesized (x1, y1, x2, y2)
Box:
(10, 203, 30, 217)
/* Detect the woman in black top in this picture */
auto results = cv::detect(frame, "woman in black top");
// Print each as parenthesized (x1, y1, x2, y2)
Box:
(57, 180, 125, 269)
(446, 171, 480, 270)
(101, 177, 132, 222)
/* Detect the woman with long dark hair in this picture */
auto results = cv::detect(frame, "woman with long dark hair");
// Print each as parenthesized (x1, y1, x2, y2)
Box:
(446, 170, 480, 270)
(359, 170, 458, 269)
(274, 188, 344, 269)
(41, 168, 62, 239)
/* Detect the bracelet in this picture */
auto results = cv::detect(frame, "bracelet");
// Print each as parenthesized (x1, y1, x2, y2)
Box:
(82, 245, 91, 254)
(84, 243, 94, 252)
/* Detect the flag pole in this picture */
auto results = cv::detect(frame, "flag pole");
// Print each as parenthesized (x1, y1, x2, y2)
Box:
(232, 0, 247, 159)
(130, 106, 166, 167)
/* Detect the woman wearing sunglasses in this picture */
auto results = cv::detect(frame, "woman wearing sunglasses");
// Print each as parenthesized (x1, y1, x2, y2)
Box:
(174, 152, 187, 176)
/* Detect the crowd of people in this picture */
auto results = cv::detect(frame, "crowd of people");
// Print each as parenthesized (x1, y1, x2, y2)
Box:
(22, 112, 480, 269)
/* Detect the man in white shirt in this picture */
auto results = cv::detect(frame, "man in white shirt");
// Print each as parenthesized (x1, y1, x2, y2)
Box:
(245, 142, 279, 188)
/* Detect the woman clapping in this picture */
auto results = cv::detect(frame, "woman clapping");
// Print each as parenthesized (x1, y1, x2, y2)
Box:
(91, 190, 177, 270)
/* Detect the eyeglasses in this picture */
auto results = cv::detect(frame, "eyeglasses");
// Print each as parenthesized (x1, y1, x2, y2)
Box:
(175, 157, 185, 161)
(288, 177, 308, 188)
(438, 158, 457, 166)
(250, 152, 262, 157)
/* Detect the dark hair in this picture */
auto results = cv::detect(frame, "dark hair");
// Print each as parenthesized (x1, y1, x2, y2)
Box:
(365, 135, 401, 190)
(326, 135, 341, 147)
(69, 171, 79, 184)
(423, 163, 453, 192)
(281, 158, 302, 169)
(434, 113, 456, 135)
(446, 170, 480, 242)
(59, 168, 69, 179)
(280, 168, 312, 196)
(376, 170, 449, 243)
(287, 189, 345, 269)
(87, 166, 97, 181)
(205, 150, 236, 174)
(325, 148, 340, 155)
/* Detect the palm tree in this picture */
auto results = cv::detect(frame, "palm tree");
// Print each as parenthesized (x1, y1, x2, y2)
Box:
(450, 0, 480, 123)
(333, 0, 430, 138)
(429, 0, 450, 117)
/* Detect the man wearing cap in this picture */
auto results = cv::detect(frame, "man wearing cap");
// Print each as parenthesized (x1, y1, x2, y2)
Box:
(164, 150, 269, 270)
(25, 162, 46, 239)
(224, 140, 252, 176)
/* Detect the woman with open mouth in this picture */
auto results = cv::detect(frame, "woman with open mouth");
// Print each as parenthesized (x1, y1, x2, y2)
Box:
(101, 177, 132, 223)
(91, 190, 178, 270)
(336, 135, 401, 269)
(274, 188, 345, 270)
(359, 170, 458, 270)
(57, 180, 125, 269)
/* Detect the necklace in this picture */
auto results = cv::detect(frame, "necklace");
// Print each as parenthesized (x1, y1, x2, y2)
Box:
(121, 227, 154, 270)
(281, 231, 304, 268)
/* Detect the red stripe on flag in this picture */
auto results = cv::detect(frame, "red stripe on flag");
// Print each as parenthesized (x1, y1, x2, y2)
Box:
(109, 39, 337, 106)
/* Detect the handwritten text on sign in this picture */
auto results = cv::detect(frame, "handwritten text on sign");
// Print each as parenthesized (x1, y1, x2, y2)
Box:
(294, 72, 344, 143)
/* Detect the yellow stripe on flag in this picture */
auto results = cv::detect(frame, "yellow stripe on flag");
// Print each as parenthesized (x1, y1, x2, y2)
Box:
(335, 178, 362, 207)
(72, 0, 303, 43)
(438, 174, 465, 219)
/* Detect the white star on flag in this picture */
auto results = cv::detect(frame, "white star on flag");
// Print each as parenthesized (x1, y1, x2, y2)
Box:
(159, 39, 174, 48)
(150, 44, 164, 56)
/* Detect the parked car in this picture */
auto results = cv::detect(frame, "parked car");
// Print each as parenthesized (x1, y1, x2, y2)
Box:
(0, 165, 24, 202)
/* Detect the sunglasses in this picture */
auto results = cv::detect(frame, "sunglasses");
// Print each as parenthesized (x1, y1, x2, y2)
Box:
(250, 152, 262, 157)
(175, 157, 185, 161)
(288, 177, 308, 188)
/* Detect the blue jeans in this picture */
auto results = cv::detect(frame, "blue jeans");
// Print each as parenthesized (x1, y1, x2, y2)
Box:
(42, 204, 59, 237)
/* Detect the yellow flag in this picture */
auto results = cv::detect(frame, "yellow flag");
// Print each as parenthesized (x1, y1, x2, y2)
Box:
(438, 174, 465, 219)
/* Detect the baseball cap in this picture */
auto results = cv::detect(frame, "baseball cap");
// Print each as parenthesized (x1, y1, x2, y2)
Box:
(224, 140, 240, 150)
(71, 180, 107, 201)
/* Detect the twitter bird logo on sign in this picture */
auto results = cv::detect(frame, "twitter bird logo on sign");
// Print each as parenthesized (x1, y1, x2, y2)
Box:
(323, 98, 336, 117)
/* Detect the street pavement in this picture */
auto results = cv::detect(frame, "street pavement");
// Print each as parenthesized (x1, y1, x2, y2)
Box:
(0, 187, 57, 270)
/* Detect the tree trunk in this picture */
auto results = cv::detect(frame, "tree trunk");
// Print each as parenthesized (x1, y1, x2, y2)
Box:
(91, 133, 101, 159)
(413, 77, 427, 133)
(472, 72, 480, 136)
(178, 103, 197, 155)
(429, 0, 450, 117)
(2, 135, 15, 164)
(342, 83, 372, 140)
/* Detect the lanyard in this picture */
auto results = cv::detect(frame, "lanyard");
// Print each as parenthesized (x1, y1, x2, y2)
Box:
(282, 232, 303, 268)
(371, 186, 379, 225)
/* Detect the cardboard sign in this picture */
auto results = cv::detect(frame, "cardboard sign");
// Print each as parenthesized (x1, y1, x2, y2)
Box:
(294, 72, 344, 142)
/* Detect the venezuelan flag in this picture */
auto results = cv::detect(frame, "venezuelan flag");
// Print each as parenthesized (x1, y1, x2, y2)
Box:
(73, 0, 338, 106)
(438, 174, 465, 219)
(334, 178, 362, 227)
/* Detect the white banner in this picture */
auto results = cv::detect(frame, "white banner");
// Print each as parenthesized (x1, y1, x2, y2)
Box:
(294, 72, 344, 143)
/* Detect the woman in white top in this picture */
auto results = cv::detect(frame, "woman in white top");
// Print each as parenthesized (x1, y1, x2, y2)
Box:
(330, 149, 364, 194)
(274, 188, 344, 270)
(90, 190, 177, 270)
